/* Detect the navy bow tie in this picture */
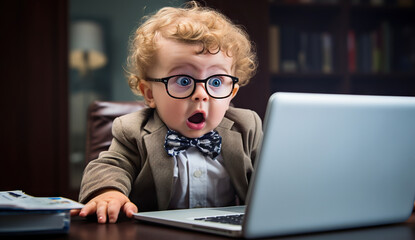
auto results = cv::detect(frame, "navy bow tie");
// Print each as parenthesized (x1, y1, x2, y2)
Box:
(164, 129, 222, 159)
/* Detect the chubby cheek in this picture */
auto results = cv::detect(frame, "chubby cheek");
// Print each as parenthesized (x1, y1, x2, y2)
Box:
(207, 100, 231, 128)
(156, 101, 187, 129)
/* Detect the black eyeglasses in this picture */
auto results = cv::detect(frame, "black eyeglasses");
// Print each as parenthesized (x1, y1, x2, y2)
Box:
(147, 74, 239, 99)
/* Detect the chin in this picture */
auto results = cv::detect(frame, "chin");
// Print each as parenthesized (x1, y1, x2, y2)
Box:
(183, 129, 211, 139)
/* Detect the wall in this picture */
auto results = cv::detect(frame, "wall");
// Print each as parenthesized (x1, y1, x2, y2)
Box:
(70, 0, 185, 101)
(69, 0, 185, 190)
(0, 0, 69, 197)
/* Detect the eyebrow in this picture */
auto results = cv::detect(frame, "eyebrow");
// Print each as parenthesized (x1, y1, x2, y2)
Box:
(167, 64, 231, 76)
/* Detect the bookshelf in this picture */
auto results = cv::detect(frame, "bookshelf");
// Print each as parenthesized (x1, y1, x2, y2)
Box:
(198, 0, 415, 118)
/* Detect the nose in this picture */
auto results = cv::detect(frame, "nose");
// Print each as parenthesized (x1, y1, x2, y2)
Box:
(191, 83, 209, 102)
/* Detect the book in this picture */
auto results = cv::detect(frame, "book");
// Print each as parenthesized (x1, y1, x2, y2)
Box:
(380, 21, 392, 73)
(269, 25, 280, 74)
(321, 32, 333, 74)
(0, 210, 70, 235)
(0, 190, 84, 210)
(396, 25, 415, 72)
(0, 191, 84, 235)
(371, 29, 381, 73)
(298, 32, 309, 72)
(281, 25, 299, 73)
(309, 32, 322, 73)
(348, 30, 357, 73)
(357, 32, 372, 73)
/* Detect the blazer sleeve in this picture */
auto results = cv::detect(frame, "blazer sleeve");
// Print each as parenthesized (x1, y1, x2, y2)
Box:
(78, 116, 142, 203)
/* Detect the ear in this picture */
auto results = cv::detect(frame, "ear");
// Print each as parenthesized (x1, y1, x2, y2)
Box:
(227, 84, 239, 110)
(139, 80, 156, 108)
(230, 84, 239, 99)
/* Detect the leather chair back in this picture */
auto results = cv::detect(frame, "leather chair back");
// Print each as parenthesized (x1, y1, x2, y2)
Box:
(85, 101, 147, 163)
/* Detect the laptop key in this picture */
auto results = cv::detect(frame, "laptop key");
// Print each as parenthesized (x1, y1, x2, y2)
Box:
(194, 214, 244, 225)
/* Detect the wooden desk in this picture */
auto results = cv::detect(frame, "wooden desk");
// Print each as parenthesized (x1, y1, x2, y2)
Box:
(8, 213, 415, 240)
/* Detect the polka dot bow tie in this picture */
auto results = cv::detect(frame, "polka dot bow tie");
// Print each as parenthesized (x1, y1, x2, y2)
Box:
(164, 129, 222, 159)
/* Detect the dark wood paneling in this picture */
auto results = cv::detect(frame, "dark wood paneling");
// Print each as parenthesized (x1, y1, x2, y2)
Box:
(0, 0, 70, 198)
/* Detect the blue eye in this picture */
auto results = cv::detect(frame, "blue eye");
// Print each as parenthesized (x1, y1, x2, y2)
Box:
(176, 76, 192, 86)
(208, 78, 222, 88)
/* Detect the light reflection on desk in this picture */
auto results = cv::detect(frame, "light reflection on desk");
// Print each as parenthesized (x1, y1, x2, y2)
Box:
(67, 214, 415, 240)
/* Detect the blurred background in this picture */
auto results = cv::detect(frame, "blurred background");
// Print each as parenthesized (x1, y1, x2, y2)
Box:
(0, 0, 414, 199)
(68, 0, 185, 193)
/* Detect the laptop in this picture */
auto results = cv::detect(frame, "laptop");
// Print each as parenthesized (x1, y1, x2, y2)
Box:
(134, 92, 415, 238)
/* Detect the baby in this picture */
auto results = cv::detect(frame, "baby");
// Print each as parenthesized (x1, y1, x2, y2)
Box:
(73, 1, 263, 223)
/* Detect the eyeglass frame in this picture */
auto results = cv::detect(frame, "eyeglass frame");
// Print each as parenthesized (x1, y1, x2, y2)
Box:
(146, 74, 239, 99)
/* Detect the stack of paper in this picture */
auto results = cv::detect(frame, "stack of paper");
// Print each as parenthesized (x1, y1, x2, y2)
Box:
(0, 190, 84, 235)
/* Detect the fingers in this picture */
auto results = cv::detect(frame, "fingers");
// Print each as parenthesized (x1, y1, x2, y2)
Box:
(70, 209, 80, 216)
(107, 200, 122, 223)
(79, 201, 97, 217)
(78, 199, 126, 223)
(122, 201, 138, 218)
(76, 190, 136, 223)
(96, 201, 109, 223)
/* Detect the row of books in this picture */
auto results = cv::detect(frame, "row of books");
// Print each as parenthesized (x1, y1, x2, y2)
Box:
(275, 0, 339, 3)
(277, 0, 413, 6)
(351, 0, 414, 6)
(348, 22, 415, 73)
(269, 25, 334, 74)
(269, 22, 415, 75)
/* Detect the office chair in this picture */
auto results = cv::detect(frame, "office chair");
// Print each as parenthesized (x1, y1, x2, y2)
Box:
(85, 100, 147, 163)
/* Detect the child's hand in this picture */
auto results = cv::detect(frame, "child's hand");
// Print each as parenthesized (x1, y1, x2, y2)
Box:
(71, 189, 138, 223)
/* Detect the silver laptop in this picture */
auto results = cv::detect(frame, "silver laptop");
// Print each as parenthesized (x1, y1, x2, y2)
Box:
(134, 92, 415, 238)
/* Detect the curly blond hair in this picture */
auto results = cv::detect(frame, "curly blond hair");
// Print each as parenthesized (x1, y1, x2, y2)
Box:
(126, 1, 257, 95)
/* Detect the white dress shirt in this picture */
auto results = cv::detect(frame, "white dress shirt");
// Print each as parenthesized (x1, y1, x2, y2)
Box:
(168, 147, 236, 209)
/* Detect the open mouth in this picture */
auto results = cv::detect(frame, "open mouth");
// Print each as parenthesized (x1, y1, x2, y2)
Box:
(188, 112, 205, 124)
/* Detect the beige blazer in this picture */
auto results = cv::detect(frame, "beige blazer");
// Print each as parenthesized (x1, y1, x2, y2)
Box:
(79, 107, 263, 212)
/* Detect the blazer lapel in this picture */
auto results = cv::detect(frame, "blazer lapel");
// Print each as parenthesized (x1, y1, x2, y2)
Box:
(143, 110, 174, 210)
(216, 118, 250, 202)
(140, 110, 251, 208)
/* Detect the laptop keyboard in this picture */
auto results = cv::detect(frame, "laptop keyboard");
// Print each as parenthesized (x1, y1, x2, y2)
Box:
(194, 214, 244, 225)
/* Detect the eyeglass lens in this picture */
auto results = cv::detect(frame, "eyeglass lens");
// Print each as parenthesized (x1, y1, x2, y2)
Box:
(167, 75, 234, 98)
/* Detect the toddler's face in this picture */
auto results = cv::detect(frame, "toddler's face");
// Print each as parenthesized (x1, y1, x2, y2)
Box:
(140, 37, 238, 138)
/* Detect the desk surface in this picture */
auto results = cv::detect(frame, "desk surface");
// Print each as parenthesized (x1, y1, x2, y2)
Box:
(9, 213, 415, 240)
